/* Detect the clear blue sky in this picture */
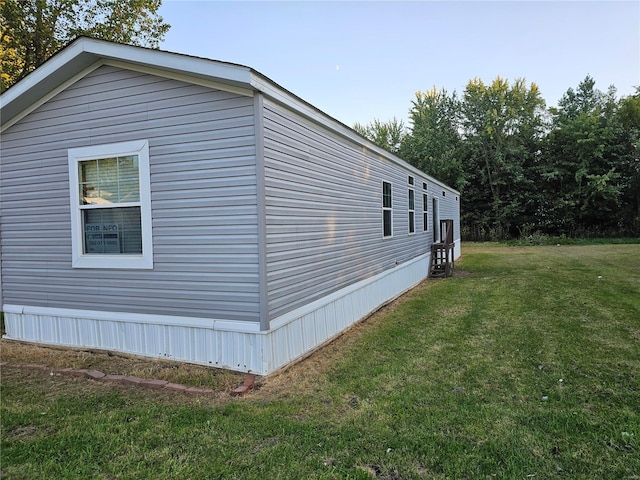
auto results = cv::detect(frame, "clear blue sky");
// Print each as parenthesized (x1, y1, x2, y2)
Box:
(158, 1, 639, 128)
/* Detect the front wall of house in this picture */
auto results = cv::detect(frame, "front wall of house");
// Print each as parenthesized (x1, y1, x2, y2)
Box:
(0, 65, 261, 322)
(262, 99, 460, 319)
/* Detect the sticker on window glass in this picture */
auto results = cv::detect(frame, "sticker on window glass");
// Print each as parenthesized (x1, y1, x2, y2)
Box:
(85, 224, 120, 253)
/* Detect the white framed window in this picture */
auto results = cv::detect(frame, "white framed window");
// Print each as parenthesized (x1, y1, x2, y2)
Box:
(432, 197, 440, 242)
(68, 140, 153, 269)
(423, 193, 429, 232)
(408, 186, 415, 234)
(382, 181, 392, 238)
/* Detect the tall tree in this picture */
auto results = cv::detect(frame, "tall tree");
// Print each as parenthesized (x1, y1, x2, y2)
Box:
(616, 90, 640, 234)
(541, 76, 626, 235)
(460, 77, 546, 238)
(0, 0, 170, 92)
(400, 87, 465, 191)
(353, 117, 406, 154)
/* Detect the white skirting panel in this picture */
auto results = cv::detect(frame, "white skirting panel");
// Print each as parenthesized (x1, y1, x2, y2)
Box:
(2, 307, 265, 373)
(261, 252, 430, 373)
(454, 238, 462, 260)
(3, 253, 430, 376)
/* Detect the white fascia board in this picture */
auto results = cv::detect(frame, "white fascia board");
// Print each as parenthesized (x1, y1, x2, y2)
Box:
(249, 72, 460, 196)
(0, 41, 97, 129)
(82, 38, 254, 90)
(1, 39, 88, 106)
(104, 59, 253, 98)
(1, 37, 255, 130)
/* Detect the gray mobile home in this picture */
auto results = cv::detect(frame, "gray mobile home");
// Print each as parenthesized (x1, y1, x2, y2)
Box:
(0, 37, 460, 375)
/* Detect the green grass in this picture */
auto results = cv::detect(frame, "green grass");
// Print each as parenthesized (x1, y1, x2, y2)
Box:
(503, 235, 640, 246)
(2, 244, 639, 479)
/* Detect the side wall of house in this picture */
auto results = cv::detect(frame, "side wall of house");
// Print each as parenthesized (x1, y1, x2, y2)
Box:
(1, 65, 261, 322)
(262, 98, 461, 321)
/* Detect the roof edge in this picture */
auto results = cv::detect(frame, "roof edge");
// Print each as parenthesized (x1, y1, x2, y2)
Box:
(1, 37, 255, 130)
(0, 37, 459, 194)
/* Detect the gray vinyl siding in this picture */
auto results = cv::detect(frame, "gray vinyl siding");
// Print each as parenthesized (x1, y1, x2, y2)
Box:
(431, 187, 461, 242)
(263, 99, 444, 319)
(0, 65, 261, 322)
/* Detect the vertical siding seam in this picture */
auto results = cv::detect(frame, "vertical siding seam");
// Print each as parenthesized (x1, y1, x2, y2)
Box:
(254, 92, 269, 331)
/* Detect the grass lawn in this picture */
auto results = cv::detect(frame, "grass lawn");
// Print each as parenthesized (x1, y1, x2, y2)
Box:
(1, 244, 639, 479)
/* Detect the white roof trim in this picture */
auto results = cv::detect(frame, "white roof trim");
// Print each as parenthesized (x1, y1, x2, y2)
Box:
(84, 37, 253, 86)
(1, 37, 254, 132)
(1, 37, 87, 106)
(1, 61, 103, 132)
(104, 59, 253, 98)
(252, 75, 460, 194)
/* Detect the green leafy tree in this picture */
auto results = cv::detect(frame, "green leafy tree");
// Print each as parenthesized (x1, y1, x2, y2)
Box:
(400, 87, 465, 191)
(541, 76, 627, 235)
(460, 77, 546, 238)
(0, 0, 170, 92)
(611, 88, 640, 234)
(353, 117, 406, 154)
(0, 30, 23, 89)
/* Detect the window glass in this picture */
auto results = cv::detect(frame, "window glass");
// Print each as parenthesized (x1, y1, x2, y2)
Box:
(383, 210, 392, 237)
(77, 155, 142, 255)
(423, 194, 428, 231)
(118, 156, 140, 202)
(383, 181, 392, 208)
(83, 207, 142, 254)
(79, 156, 140, 205)
(382, 181, 392, 237)
(408, 186, 415, 234)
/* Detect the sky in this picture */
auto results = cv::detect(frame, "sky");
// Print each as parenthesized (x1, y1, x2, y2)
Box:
(158, 1, 640, 128)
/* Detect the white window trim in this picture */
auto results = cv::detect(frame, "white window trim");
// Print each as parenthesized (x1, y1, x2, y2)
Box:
(382, 181, 393, 239)
(68, 140, 153, 269)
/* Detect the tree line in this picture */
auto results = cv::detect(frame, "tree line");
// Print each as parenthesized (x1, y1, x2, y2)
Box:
(2, 3, 638, 240)
(355, 77, 640, 240)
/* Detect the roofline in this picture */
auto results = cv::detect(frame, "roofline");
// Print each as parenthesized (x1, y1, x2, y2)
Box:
(0, 36, 459, 195)
(0, 37, 254, 130)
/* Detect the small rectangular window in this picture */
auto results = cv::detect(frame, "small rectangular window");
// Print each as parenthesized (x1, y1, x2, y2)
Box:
(382, 181, 392, 238)
(69, 140, 153, 269)
(423, 193, 428, 231)
(423, 182, 428, 190)
(408, 175, 414, 186)
(408, 185, 415, 234)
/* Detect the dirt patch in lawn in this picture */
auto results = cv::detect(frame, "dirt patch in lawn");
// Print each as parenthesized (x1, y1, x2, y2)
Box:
(0, 340, 244, 393)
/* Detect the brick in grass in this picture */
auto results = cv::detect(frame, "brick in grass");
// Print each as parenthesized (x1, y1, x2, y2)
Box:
(141, 379, 168, 389)
(185, 387, 214, 395)
(164, 383, 187, 392)
(122, 376, 144, 385)
(84, 370, 106, 380)
(102, 374, 127, 383)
